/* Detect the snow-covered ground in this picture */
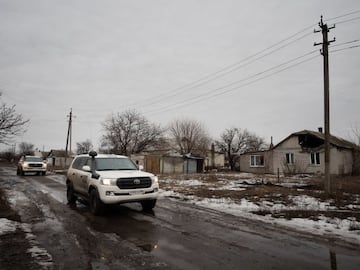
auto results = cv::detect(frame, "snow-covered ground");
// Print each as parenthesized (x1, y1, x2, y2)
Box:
(1, 170, 359, 246)
(159, 174, 360, 245)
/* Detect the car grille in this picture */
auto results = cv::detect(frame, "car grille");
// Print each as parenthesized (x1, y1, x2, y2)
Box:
(116, 177, 152, 189)
(29, 163, 43, 168)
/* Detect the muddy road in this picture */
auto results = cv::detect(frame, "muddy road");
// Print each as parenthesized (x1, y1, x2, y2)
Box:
(1, 165, 360, 270)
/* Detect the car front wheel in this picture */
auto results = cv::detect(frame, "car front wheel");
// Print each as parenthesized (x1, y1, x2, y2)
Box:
(141, 199, 157, 211)
(66, 182, 77, 205)
(89, 189, 105, 215)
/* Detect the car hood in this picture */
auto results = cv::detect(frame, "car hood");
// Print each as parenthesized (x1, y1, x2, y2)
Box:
(96, 170, 154, 179)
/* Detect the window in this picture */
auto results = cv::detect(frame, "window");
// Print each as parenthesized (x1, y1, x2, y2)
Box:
(286, 153, 294, 164)
(72, 157, 88, 170)
(25, 156, 43, 162)
(96, 157, 138, 171)
(310, 152, 320, 165)
(250, 155, 264, 167)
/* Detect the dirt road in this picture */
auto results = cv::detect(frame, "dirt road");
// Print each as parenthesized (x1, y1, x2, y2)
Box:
(1, 165, 359, 270)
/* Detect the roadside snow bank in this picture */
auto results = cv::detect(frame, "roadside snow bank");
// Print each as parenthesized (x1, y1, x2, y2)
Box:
(159, 189, 360, 244)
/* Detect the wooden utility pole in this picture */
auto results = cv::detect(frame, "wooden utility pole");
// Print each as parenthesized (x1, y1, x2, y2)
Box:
(314, 16, 335, 194)
(65, 108, 73, 156)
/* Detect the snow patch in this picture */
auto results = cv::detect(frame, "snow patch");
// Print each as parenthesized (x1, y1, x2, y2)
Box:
(0, 218, 19, 235)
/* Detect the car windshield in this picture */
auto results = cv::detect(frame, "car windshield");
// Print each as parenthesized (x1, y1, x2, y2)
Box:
(25, 156, 43, 162)
(96, 158, 138, 171)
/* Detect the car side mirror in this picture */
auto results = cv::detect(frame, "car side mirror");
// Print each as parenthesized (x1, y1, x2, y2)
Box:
(82, 165, 91, 172)
(138, 165, 144, 171)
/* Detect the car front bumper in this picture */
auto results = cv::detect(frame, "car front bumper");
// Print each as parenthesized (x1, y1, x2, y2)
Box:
(97, 185, 159, 204)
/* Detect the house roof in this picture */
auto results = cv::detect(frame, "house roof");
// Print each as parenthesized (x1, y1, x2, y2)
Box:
(241, 149, 270, 155)
(47, 149, 71, 157)
(274, 129, 358, 150)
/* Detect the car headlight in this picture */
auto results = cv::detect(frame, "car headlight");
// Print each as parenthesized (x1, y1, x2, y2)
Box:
(100, 178, 116, 186)
(151, 176, 158, 184)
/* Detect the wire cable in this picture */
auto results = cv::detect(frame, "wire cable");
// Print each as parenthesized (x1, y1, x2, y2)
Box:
(144, 50, 320, 115)
(146, 55, 321, 116)
(334, 16, 360, 25)
(326, 10, 360, 21)
(126, 10, 360, 110)
(139, 31, 315, 109)
(146, 43, 360, 115)
(330, 44, 360, 53)
(123, 24, 316, 109)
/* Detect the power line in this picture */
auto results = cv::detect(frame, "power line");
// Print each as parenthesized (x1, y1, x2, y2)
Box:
(126, 10, 360, 111)
(139, 32, 315, 109)
(145, 41, 360, 116)
(329, 39, 359, 48)
(330, 44, 360, 53)
(326, 10, 360, 21)
(143, 13, 360, 114)
(146, 55, 320, 116)
(333, 16, 360, 25)
(123, 24, 316, 110)
(144, 50, 321, 115)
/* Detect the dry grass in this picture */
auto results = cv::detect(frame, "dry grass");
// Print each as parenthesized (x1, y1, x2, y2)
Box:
(159, 173, 360, 222)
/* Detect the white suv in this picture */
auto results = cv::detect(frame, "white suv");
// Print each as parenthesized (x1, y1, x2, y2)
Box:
(17, 155, 47, 176)
(66, 151, 159, 215)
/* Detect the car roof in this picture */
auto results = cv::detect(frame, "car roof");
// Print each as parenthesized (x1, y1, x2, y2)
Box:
(75, 154, 129, 159)
(24, 155, 42, 158)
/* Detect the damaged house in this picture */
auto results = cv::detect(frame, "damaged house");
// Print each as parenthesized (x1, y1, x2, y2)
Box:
(239, 129, 359, 175)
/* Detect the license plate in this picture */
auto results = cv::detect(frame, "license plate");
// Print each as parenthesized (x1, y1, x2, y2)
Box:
(130, 190, 145, 195)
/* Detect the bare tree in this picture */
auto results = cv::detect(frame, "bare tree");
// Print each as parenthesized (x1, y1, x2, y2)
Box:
(18, 142, 34, 155)
(0, 93, 29, 144)
(168, 119, 210, 155)
(349, 125, 360, 175)
(216, 128, 266, 170)
(0, 148, 16, 162)
(247, 133, 267, 152)
(349, 125, 360, 146)
(76, 139, 93, 154)
(102, 110, 164, 155)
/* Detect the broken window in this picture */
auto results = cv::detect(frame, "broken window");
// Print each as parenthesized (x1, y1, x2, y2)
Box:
(298, 134, 323, 148)
(250, 155, 264, 167)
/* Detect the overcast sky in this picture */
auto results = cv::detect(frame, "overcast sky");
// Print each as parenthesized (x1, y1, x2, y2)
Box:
(1, 0, 359, 152)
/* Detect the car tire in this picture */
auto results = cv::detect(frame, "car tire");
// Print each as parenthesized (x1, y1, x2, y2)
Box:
(16, 168, 20, 175)
(141, 199, 157, 211)
(89, 189, 105, 215)
(42, 171, 46, 176)
(66, 182, 77, 205)
(20, 169, 25, 176)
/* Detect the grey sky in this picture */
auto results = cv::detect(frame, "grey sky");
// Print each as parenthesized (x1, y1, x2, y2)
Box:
(1, 0, 359, 152)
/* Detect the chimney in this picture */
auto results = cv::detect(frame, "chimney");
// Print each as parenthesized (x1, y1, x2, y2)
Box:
(269, 136, 274, 149)
(318, 127, 323, 133)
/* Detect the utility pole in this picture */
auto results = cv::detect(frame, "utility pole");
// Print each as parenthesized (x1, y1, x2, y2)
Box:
(314, 16, 335, 194)
(65, 108, 73, 156)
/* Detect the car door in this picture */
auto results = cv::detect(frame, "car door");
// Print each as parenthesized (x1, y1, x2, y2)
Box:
(77, 157, 92, 195)
(70, 157, 87, 194)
